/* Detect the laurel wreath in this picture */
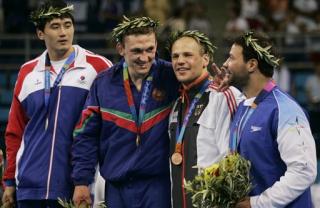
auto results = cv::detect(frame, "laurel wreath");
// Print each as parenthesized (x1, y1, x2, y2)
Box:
(112, 16, 159, 43)
(244, 31, 280, 67)
(166, 30, 217, 62)
(30, 4, 74, 26)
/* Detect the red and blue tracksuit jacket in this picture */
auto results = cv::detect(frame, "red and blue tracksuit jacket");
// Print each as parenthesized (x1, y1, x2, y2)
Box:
(71, 58, 178, 195)
(3, 45, 112, 200)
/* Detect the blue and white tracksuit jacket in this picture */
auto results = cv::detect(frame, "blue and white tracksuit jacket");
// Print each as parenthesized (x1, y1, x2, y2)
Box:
(3, 45, 112, 200)
(72, 58, 179, 207)
(231, 86, 317, 208)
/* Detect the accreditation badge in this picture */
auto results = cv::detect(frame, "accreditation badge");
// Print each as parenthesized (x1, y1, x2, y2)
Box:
(194, 104, 204, 116)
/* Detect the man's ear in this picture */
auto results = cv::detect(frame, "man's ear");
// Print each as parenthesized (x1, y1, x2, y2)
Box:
(37, 29, 45, 40)
(247, 58, 258, 73)
(116, 42, 124, 56)
(202, 54, 210, 68)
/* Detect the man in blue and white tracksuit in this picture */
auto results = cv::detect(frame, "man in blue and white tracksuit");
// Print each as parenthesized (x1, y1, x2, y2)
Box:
(223, 31, 317, 208)
(2, 1, 112, 206)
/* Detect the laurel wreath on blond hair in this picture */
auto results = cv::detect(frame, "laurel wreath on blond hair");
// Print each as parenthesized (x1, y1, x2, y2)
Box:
(30, 4, 74, 26)
(112, 16, 159, 43)
(166, 30, 217, 62)
(244, 31, 280, 67)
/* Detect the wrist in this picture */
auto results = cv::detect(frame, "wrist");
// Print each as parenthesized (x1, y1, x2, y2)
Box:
(4, 179, 16, 187)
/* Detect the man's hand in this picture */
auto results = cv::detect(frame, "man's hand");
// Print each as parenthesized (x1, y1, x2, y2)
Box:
(235, 197, 251, 208)
(2, 186, 16, 208)
(211, 63, 231, 91)
(73, 185, 92, 208)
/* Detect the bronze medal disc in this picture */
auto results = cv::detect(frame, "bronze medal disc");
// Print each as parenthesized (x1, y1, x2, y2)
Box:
(171, 152, 183, 165)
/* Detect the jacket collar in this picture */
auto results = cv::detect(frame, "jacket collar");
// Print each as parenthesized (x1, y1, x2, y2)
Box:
(35, 45, 87, 71)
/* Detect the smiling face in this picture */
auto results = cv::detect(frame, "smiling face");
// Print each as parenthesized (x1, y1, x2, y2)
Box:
(117, 32, 157, 80)
(37, 17, 74, 60)
(171, 37, 209, 84)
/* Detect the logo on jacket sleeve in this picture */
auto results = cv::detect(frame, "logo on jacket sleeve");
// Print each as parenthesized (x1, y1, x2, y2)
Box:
(78, 75, 87, 84)
(35, 79, 42, 85)
(288, 117, 305, 135)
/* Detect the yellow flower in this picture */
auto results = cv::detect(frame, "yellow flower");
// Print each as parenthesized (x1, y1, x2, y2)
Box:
(204, 163, 219, 179)
(184, 153, 252, 208)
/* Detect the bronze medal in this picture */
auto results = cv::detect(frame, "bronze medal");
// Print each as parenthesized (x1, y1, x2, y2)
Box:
(171, 152, 183, 165)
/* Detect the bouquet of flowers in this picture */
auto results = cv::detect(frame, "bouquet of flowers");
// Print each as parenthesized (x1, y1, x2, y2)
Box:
(184, 153, 252, 208)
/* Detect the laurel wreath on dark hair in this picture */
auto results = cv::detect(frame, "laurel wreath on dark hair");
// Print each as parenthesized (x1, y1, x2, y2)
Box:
(112, 16, 159, 43)
(244, 31, 280, 67)
(30, 4, 74, 26)
(166, 30, 217, 62)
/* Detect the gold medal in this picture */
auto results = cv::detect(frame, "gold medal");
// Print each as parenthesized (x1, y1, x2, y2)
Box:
(136, 135, 140, 146)
(171, 152, 183, 165)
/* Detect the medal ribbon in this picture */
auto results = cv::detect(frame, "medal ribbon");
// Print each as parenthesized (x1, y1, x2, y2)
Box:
(174, 79, 212, 153)
(44, 50, 76, 109)
(123, 62, 154, 140)
(229, 80, 276, 153)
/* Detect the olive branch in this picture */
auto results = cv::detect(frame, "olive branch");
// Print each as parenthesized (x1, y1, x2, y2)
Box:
(244, 31, 280, 67)
(112, 16, 159, 43)
(30, 4, 74, 26)
(166, 30, 217, 62)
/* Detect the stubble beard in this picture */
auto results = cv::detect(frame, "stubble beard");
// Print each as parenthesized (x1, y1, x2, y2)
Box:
(230, 71, 250, 90)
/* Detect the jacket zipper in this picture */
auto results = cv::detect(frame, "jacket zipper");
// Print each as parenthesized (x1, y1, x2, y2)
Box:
(45, 85, 62, 199)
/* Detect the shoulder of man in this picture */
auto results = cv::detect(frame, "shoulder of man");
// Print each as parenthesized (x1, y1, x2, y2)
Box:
(207, 85, 243, 116)
(153, 58, 179, 100)
(155, 58, 172, 69)
(15, 56, 41, 92)
(94, 61, 122, 81)
(75, 45, 113, 73)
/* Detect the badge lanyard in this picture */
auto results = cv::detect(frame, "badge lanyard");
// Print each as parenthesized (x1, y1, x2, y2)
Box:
(123, 62, 154, 146)
(44, 50, 76, 109)
(229, 80, 276, 153)
(171, 79, 211, 165)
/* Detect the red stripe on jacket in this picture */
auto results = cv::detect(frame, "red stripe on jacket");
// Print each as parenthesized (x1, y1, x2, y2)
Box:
(3, 60, 37, 181)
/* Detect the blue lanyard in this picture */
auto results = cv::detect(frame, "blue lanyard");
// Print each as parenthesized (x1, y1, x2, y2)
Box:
(122, 62, 154, 134)
(229, 80, 276, 153)
(44, 51, 76, 109)
(175, 79, 211, 145)
(230, 107, 255, 152)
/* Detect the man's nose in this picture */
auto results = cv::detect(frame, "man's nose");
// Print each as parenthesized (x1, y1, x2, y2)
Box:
(59, 27, 67, 36)
(176, 55, 185, 64)
(138, 52, 150, 62)
(222, 60, 228, 69)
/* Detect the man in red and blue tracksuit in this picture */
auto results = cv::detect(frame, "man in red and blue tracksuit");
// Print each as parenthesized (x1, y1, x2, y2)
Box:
(72, 16, 179, 208)
(2, 1, 112, 207)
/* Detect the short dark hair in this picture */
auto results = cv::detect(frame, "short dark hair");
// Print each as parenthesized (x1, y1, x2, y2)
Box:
(30, 0, 75, 31)
(233, 32, 280, 77)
